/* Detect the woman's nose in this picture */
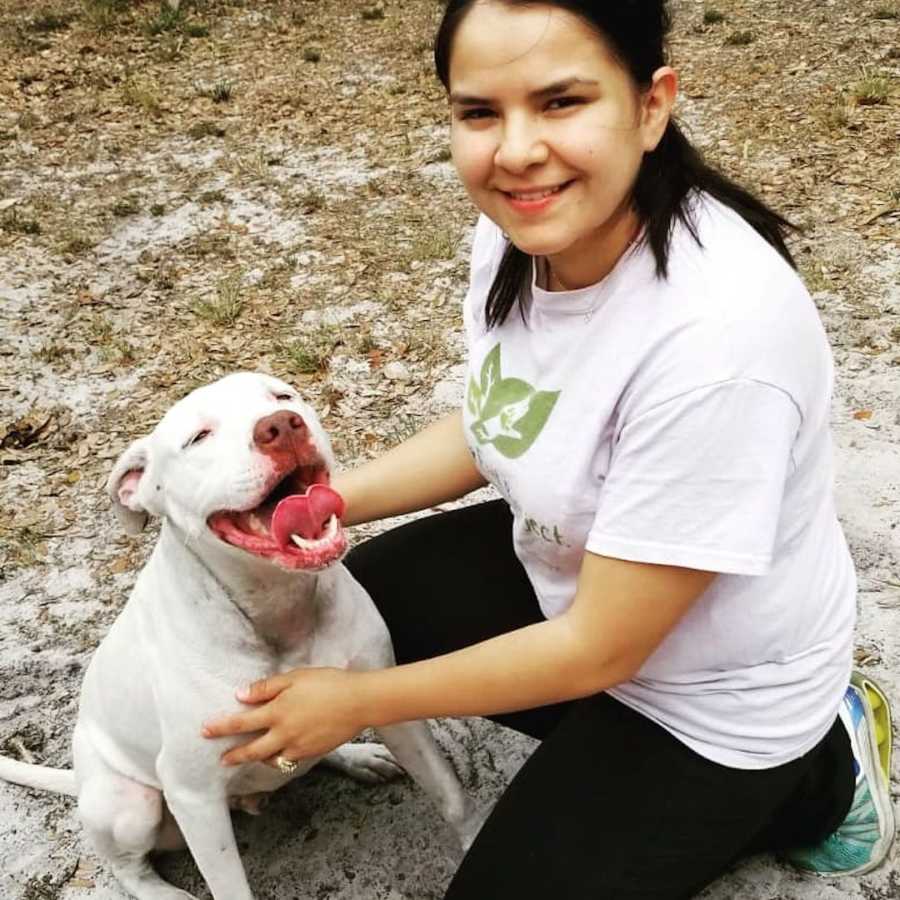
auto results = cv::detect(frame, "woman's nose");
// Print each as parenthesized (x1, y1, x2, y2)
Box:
(494, 116, 549, 173)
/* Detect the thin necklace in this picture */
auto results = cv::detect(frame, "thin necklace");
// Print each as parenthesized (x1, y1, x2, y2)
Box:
(546, 222, 641, 293)
(547, 264, 574, 292)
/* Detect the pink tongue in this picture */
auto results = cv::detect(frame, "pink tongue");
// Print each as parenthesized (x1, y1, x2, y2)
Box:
(271, 485, 345, 548)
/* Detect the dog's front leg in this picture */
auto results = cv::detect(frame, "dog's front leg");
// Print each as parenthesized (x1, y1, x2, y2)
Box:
(159, 768, 254, 900)
(375, 722, 485, 851)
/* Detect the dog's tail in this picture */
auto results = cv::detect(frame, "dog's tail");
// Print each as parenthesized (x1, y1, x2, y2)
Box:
(0, 755, 77, 796)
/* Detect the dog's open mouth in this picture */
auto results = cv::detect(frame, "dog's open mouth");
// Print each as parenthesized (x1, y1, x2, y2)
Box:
(207, 464, 347, 571)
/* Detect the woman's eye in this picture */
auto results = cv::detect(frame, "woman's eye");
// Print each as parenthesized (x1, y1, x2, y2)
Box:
(459, 107, 494, 121)
(186, 430, 211, 448)
(547, 96, 584, 111)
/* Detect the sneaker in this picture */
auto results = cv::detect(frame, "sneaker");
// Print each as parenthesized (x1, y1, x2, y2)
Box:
(785, 672, 895, 877)
(852, 671, 893, 787)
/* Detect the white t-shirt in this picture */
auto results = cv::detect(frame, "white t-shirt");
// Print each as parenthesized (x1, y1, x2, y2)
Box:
(461, 195, 856, 770)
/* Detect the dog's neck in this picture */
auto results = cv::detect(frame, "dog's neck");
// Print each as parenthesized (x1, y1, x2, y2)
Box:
(158, 521, 321, 652)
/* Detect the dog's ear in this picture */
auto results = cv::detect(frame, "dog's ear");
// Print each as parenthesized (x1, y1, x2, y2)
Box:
(107, 439, 152, 534)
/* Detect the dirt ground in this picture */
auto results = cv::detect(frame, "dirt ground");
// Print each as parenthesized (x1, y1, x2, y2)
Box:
(0, 0, 898, 898)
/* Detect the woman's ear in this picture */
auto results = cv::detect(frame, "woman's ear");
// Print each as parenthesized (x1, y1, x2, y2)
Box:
(641, 66, 678, 152)
(106, 438, 152, 534)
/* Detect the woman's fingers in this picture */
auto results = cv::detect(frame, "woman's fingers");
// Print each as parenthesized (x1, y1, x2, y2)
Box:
(237, 674, 292, 704)
(220, 731, 285, 767)
(201, 705, 270, 738)
(201, 673, 300, 738)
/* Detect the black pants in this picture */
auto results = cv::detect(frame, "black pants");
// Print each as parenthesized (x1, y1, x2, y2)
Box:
(345, 500, 854, 899)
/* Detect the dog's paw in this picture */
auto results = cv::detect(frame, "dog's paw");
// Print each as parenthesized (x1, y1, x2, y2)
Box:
(325, 742, 405, 784)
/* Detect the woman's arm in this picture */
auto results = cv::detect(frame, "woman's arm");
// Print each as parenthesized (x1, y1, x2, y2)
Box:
(203, 554, 716, 763)
(333, 409, 487, 526)
(357, 552, 715, 724)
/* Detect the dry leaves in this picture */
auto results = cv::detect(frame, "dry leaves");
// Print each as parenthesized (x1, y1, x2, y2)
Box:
(1, 414, 53, 450)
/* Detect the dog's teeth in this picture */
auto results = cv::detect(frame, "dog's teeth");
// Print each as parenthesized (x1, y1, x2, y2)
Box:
(290, 517, 338, 550)
(249, 514, 265, 535)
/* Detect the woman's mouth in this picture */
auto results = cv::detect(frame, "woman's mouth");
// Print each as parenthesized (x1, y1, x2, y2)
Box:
(502, 181, 573, 213)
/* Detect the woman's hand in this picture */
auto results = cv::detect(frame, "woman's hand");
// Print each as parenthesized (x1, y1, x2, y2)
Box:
(201, 667, 369, 766)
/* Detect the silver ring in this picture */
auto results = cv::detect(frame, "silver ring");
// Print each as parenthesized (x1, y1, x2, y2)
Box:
(274, 755, 301, 776)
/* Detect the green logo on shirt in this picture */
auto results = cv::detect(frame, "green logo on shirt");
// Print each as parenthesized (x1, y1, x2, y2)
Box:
(468, 343, 560, 459)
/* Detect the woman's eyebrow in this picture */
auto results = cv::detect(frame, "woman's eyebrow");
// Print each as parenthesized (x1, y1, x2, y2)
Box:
(450, 77, 599, 106)
(531, 77, 599, 99)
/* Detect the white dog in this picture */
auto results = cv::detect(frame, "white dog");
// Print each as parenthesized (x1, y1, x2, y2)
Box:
(0, 372, 479, 899)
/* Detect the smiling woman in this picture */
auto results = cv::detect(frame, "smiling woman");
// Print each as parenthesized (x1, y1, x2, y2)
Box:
(446, 2, 661, 289)
(201, 2, 891, 897)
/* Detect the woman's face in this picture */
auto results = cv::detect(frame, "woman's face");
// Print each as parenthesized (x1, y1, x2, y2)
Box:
(448, 1, 672, 281)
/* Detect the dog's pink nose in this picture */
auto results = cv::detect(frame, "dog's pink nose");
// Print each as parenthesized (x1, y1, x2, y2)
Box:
(253, 411, 305, 449)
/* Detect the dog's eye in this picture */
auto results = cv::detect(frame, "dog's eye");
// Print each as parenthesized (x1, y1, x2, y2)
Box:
(274, 393, 294, 401)
(184, 429, 211, 449)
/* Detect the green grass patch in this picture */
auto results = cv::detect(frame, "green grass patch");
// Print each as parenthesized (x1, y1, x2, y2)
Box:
(210, 80, 233, 103)
(296, 188, 325, 214)
(34, 339, 75, 363)
(0, 207, 43, 234)
(61, 234, 94, 255)
(873, 3, 898, 19)
(1, 209, 41, 235)
(82, 0, 133, 31)
(111, 196, 140, 217)
(88, 315, 114, 344)
(121, 76, 164, 115)
(853, 73, 892, 106)
(102, 338, 138, 365)
(187, 120, 226, 139)
(724, 30, 755, 46)
(194, 80, 234, 103)
(145, 2, 185, 36)
(192, 272, 245, 326)
(816, 96, 854, 132)
(278, 327, 337, 375)
(409, 228, 457, 262)
(198, 189, 226, 204)
(27, 9, 77, 32)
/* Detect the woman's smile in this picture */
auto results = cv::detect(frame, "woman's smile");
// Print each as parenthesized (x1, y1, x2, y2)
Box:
(500, 180, 575, 214)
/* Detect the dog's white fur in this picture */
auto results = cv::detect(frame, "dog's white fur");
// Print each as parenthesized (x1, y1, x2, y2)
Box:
(0, 373, 478, 900)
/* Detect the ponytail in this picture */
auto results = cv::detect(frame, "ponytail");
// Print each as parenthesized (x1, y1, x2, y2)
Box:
(635, 121, 797, 279)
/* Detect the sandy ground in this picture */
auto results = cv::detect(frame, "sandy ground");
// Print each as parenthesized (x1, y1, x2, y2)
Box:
(1, 1, 898, 898)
